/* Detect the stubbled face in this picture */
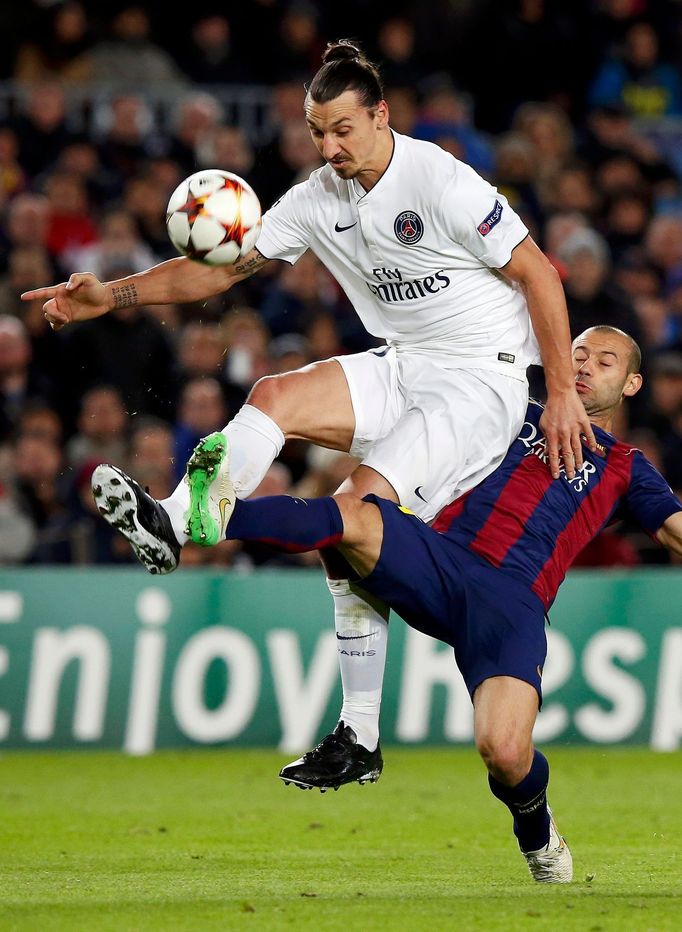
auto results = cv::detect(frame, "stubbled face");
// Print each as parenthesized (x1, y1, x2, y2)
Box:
(572, 330, 640, 421)
(304, 90, 388, 181)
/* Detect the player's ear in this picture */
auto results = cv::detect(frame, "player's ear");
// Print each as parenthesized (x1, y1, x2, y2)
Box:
(375, 100, 389, 129)
(623, 372, 643, 398)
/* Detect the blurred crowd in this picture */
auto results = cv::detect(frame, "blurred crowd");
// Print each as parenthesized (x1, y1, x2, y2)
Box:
(1, 0, 682, 569)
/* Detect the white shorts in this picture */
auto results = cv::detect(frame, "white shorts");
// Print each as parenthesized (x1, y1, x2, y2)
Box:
(336, 347, 528, 522)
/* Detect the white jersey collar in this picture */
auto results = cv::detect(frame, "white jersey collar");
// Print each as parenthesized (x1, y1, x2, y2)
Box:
(347, 129, 400, 202)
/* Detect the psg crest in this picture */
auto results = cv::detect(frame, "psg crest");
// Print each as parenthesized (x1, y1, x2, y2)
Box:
(394, 210, 424, 245)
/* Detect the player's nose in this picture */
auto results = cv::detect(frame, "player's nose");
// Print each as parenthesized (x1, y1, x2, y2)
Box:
(322, 137, 341, 161)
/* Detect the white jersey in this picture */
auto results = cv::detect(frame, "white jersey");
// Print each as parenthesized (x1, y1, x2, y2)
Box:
(255, 130, 540, 379)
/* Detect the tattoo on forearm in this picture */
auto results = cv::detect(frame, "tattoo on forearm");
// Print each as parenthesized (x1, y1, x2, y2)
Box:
(112, 283, 138, 308)
(234, 249, 268, 277)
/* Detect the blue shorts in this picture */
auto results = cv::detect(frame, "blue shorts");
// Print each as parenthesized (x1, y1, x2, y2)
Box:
(358, 496, 548, 703)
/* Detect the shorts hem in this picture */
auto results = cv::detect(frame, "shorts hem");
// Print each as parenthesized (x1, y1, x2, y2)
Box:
(468, 671, 543, 710)
(333, 353, 369, 458)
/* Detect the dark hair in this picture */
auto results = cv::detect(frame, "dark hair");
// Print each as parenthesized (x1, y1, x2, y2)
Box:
(582, 325, 642, 374)
(306, 39, 383, 109)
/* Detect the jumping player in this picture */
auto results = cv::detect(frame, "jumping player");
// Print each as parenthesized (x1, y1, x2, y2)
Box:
(23, 40, 594, 788)
(92, 326, 682, 883)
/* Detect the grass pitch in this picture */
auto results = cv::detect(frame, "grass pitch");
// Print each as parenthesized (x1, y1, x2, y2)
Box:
(0, 747, 679, 931)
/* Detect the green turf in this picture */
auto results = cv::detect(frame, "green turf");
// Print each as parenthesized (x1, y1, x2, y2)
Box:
(0, 747, 679, 931)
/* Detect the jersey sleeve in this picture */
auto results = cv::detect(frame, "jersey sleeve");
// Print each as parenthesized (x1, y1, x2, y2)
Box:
(254, 180, 313, 265)
(438, 160, 529, 269)
(623, 451, 682, 533)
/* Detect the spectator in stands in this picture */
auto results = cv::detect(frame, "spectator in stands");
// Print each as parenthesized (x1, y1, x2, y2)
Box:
(383, 87, 417, 136)
(42, 171, 98, 263)
(177, 322, 225, 378)
(466, 0, 583, 132)
(493, 133, 544, 229)
(252, 118, 322, 210)
(0, 485, 35, 564)
(58, 265, 178, 426)
(273, 2, 324, 80)
(589, 20, 682, 118)
(178, 13, 254, 85)
(375, 17, 424, 90)
(645, 215, 682, 286)
(0, 246, 56, 318)
(0, 127, 26, 203)
(305, 311, 347, 361)
(8, 83, 78, 178)
(543, 212, 591, 273)
(545, 162, 600, 218)
(17, 401, 62, 447)
(578, 103, 673, 193)
(413, 78, 494, 177)
(269, 333, 311, 375)
(0, 195, 51, 272)
(12, 432, 69, 561)
(613, 247, 663, 302)
(513, 103, 575, 207)
(558, 229, 643, 347)
(62, 208, 159, 279)
(649, 352, 682, 429)
(54, 139, 121, 208)
(646, 353, 682, 494)
(177, 320, 246, 416)
(89, 5, 187, 89)
(0, 316, 53, 441)
(122, 174, 177, 260)
(221, 308, 272, 391)
(604, 190, 653, 264)
(165, 93, 225, 177)
(259, 251, 341, 338)
(128, 417, 176, 499)
(196, 126, 255, 184)
(13, 1, 93, 85)
(94, 94, 161, 185)
(173, 377, 227, 479)
(66, 386, 129, 472)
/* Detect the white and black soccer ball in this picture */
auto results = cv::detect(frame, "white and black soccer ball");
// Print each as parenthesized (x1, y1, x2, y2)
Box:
(166, 169, 262, 266)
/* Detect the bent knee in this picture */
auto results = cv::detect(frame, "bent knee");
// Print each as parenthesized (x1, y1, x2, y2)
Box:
(476, 733, 533, 784)
(333, 493, 381, 552)
(333, 492, 367, 525)
(247, 373, 289, 414)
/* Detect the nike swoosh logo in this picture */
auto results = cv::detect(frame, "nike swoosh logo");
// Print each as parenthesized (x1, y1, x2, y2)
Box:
(414, 487, 428, 502)
(334, 221, 357, 232)
(219, 497, 232, 528)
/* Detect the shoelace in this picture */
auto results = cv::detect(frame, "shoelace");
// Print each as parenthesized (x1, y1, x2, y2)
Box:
(303, 732, 346, 761)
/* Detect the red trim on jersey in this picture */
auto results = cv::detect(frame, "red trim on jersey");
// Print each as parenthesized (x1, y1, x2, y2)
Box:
(251, 532, 343, 554)
(470, 456, 552, 565)
(432, 488, 474, 533)
(532, 447, 635, 607)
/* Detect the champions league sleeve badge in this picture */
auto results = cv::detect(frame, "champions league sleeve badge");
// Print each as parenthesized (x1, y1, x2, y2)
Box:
(394, 210, 424, 245)
(477, 199, 503, 236)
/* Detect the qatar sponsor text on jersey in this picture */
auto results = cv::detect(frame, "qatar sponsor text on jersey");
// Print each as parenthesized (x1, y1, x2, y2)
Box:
(432, 401, 682, 608)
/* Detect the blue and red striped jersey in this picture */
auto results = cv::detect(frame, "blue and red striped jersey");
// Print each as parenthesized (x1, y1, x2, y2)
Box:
(432, 401, 682, 609)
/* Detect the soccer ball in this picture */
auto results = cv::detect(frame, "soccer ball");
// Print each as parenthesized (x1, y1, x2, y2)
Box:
(166, 169, 262, 266)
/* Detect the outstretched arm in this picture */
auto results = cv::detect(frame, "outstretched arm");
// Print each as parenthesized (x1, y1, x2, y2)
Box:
(501, 236, 597, 479)
(21, 248, 271, 331)
(656, 511, 682, 557)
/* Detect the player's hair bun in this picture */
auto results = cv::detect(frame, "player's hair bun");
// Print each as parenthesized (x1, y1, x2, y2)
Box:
(322, 39, 363, 64)
(309, 39, 382, 107)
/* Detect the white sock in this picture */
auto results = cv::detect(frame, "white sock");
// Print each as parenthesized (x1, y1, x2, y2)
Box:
(160, 404, 285, 544)
(329, 578, 389, 751)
